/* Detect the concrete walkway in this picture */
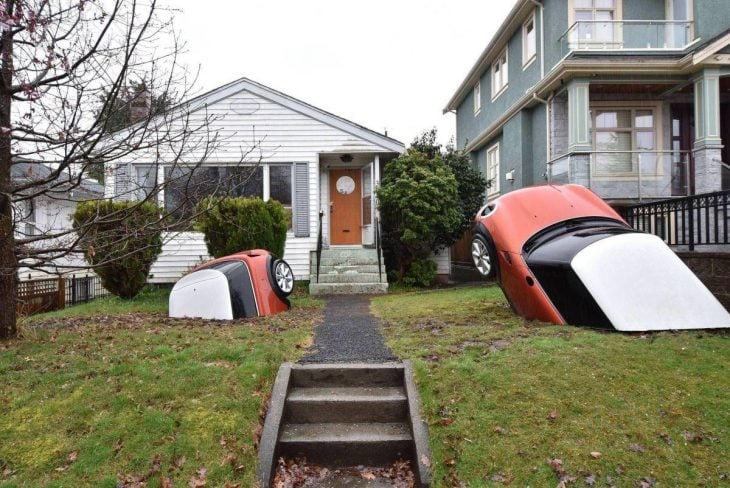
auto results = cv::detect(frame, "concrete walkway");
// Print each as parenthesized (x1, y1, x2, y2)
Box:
(300, 295, 396, 364)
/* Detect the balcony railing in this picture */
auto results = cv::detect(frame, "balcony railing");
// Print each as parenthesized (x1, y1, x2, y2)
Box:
(560, 20, 694, 57)
(546, 150, 691, 201)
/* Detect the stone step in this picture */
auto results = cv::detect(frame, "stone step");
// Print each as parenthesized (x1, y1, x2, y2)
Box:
(315, 264, 386, 275)
(313, 256, 382, 267)
(318, 248, 380, 259)
(285, 387, 408, 423)
(290, 363, 405, 388)
(309, 282, 389, 295)
(277, 422, 413, 467)
(311, 273, 385, 284)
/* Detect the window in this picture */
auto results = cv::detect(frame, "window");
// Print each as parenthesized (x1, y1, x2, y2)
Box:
(492, 49, 508, 99)
(135, 166, 157, 201)
(473, 81, 481, 115)
(591, 106, 657, 175)
(362, 164, 373, 226)
(23, 199, 36, 236)
(572, 0, 619, 43)
(523, 12, 537, 66)
(486, 143, 500, 197)
(163, 164, 294, 227)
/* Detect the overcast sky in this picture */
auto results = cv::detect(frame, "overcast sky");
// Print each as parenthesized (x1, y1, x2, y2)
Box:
(172, 0, 517, 147)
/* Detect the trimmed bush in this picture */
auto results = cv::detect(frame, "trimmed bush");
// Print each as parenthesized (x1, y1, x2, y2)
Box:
(402, 258, 437, 287)
(72, 200, 163, 299)
(195, 196, 287, 258)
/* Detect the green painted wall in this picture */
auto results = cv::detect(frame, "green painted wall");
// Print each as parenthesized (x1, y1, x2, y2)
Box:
(695, 0, 730, 43)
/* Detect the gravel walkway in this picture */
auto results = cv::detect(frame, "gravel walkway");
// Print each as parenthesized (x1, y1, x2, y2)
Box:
(300, 295, 397, 363)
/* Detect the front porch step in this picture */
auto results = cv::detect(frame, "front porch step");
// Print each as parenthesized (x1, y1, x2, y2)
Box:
(316, 264, 386, 275)
(309, 282, 388, 295)
(313, 256, 381, 267)
(311, 273, 385, 284)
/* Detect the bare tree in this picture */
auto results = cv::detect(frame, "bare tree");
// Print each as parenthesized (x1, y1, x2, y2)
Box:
(0, 0, 265, 339)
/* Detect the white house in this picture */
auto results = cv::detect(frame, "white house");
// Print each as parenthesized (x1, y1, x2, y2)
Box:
(105, 77, 450, 291)
(12, 161, 104, 280)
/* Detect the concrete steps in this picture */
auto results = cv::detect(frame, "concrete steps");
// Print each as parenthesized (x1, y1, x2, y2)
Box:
(258, 362, 431, 487)
(310, 249, 388, 295)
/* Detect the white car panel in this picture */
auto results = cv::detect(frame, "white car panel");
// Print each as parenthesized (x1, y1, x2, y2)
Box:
(571, 233, 730, 331)
(169, 269, 233, 320)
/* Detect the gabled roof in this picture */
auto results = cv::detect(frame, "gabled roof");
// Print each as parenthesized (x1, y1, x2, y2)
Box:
(12, 161, 104, 197)
(444, 0, 535, 113)
(158, 77, 405, 153)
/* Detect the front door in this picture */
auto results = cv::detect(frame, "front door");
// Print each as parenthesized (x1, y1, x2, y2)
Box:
(329, 168, 362, 245)
(670, 103, 694, 195)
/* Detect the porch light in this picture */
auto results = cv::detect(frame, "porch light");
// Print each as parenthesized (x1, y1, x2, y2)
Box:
(340, 154, 353, 163)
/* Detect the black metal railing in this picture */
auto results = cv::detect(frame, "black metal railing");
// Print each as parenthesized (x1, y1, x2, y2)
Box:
(316, 210, 324, 283)
(374, 215, 383, 283)
(65, 274, 111, 306)
(620, 190, 730, 250)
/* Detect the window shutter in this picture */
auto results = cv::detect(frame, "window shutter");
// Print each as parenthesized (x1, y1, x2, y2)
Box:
(114, 163, 131, 201)
(293, 163, 310, 237)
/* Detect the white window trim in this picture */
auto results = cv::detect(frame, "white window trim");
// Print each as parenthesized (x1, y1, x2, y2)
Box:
(491, 48, 509, 101)
(473, 81, 481, 115)
(522, 10, 537, 69)
(568, 0, 623, 48)
(486, 142, 501, 197)
(665, 0, 694, 43)
(589, 101, 664, 180)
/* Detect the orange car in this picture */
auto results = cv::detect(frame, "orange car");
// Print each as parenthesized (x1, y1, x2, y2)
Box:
(169, 250, 293, 320)
(472, 185, 730, 331)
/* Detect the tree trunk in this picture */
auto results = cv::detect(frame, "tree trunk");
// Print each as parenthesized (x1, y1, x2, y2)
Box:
(0, 0, 17, 339)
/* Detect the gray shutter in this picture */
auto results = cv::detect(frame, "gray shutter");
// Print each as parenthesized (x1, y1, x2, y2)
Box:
(114, 162, 132, 201)
(293, 163, 310, 237)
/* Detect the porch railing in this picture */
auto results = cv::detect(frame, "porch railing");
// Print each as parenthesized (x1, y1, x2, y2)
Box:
(546, 150, 692, 201)
(374, 215, 383, 283)
(620, 190, 730, 250)
(315, 210, 324, 283)
(560, 20, 694, 57)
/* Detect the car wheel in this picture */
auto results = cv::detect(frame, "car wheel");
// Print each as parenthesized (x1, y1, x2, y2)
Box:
(272, 259, 294, 297)
(472, 234, 496, 279)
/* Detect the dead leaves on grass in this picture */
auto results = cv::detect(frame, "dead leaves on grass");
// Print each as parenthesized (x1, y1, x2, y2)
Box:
(273, 458, 415, 488)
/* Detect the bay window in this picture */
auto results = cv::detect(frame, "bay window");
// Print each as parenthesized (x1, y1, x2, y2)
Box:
(591, 106, 658, 176)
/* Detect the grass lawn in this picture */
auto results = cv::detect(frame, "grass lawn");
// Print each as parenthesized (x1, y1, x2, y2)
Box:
(0, 286, 322, 487)
(372, 285, 730, 487)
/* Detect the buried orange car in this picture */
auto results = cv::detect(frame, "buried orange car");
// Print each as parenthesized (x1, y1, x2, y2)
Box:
(169, 250, 293, 320)
(471, 184, 730, 332)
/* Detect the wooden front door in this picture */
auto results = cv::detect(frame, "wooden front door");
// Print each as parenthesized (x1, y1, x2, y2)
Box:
(329, 168, 362, 245)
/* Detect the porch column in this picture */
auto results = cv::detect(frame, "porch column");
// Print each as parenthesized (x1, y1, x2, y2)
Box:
(693, 68, 723, 194)
(567, 79, 591, 187)
(567, 79, 591, 153)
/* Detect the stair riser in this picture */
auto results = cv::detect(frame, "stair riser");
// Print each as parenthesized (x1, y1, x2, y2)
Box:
(311, 273, 385, 284)
(285, 400, 408, 423)
(314, 265, 386, 274)
(312, 257, 381, 267)
(309, 283, 388, 295)
(276, 442, 414, 468)
(291, 366, 404, 388)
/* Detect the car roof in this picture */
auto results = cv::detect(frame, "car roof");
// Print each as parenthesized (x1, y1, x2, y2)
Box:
(486, 185, 625, 252)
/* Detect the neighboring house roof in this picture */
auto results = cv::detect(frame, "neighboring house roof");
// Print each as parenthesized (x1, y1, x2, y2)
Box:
(11, 161, 104, 198)
(112, 77, 405, 154)
(444, 0, 536, 113)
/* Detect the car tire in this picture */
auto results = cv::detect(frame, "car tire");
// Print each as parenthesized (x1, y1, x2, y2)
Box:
(472, 234, 497, 279)
(271, 259, 295, 298)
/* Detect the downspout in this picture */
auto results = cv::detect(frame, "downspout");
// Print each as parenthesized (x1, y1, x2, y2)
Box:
(527, 0, 545, 79)
(533, 92, 555, 178)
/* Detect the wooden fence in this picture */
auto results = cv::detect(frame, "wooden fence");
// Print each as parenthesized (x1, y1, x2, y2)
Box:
(16, 275, 111, 317)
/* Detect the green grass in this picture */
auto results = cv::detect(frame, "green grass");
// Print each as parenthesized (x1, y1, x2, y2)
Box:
(372, 285, 730, 487)
(1, 289, 323, 487)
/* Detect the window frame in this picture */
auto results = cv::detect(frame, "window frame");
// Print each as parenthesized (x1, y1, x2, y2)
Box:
(589, 101, 664, 179)
(486, 142, 501, 197)
(473, 81, 481, 115)
(568, 0, 623, 47)
(491, 48, 509, 100)
(522, 10, 537, 68)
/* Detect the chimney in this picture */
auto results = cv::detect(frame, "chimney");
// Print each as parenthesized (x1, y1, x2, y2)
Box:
(129, 87, 151, 123)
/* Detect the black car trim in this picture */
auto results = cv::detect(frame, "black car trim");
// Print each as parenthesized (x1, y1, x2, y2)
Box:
(522, 217, 631, 256)
(206, 260, 259, 319)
